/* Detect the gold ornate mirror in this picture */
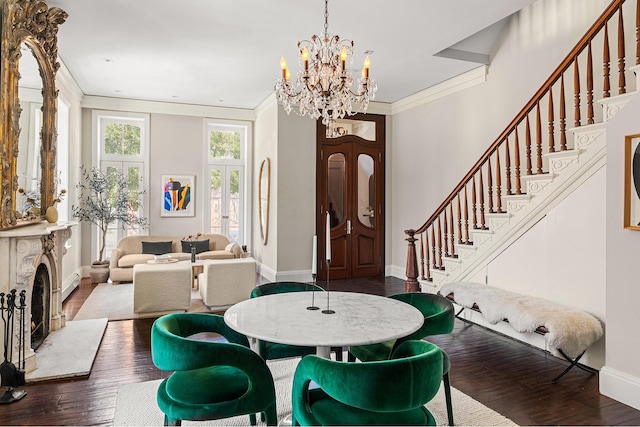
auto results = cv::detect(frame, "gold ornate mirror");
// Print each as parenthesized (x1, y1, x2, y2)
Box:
(259, 158, 270, 245)
(0, 0, 67, 228)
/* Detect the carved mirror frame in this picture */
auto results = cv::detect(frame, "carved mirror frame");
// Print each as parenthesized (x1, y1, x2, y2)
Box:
(0, 0, 67, 228)
(259, 158, 271, 245)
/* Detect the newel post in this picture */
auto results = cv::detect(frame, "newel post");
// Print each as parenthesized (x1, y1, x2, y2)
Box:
(404, 229, 420, 293)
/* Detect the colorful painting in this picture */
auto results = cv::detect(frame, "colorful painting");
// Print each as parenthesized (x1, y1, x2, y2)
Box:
(161, 175, 194, 217)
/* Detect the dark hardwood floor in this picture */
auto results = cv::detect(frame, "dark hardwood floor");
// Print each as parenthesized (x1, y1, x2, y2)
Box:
(1, 276, 639, 426)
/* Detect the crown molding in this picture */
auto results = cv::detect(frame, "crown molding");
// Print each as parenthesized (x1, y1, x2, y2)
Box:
(391, 65, 488, 115)
(56, 57, 84, 103)
(82, 95, 256, 121)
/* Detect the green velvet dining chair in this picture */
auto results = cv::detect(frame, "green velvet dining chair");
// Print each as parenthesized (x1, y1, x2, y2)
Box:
(347, 292, 455, 425)
(250, 281, 344, 361)
(292, 340, 444, 426)
(151, 313, 277, 426)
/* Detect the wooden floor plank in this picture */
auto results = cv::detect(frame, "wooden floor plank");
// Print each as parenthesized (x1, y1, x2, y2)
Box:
(0, 276, 637, 426)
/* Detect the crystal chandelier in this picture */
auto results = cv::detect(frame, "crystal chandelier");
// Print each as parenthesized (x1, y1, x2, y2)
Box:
(274, 0, 377, 138)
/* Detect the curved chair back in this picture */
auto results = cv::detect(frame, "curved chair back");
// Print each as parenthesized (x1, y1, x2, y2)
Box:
(151, 313, 277, 425)
(292, 340, 444, 425)
(250, 281, 324, 298)
(390, 292, 454, 343)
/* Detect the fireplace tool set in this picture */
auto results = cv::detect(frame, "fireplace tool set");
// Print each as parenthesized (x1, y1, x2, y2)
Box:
(0, 289, 27, 404)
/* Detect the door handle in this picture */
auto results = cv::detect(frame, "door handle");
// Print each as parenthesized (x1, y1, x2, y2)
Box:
(347, 219, 352, 235)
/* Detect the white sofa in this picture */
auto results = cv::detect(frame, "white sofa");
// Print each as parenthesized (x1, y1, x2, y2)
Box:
(198, 258, 256, 309)
(109, 234, 241, 283)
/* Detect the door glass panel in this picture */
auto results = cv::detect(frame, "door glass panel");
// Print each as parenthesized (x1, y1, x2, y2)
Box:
(210, 169, 223, 234)
(327, 153, 346, 226)
(228, 169, 240, 242)
(333, 119, 376, 141)
(358, 154, 375, 228)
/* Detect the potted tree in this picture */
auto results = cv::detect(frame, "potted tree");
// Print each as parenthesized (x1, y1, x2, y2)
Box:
(72, 167, 148, 283)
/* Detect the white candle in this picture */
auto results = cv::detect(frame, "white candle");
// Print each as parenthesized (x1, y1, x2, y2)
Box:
(326, 211, 331, 262)
(311, 235, 318, 275)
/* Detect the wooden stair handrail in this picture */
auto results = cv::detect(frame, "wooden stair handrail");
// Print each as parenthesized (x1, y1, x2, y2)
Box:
(414, 0, 626, 235)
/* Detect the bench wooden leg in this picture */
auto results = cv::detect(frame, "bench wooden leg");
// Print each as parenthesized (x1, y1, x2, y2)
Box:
(551, 349, 598, 384)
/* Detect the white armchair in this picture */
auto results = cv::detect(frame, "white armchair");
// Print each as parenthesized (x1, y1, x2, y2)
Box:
(198, 258, 257, 309)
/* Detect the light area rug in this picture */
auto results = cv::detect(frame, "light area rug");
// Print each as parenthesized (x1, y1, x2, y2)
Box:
(26, 318, 107, 382)
(113, 357, 516, 426)
(73, 282, 213, 321)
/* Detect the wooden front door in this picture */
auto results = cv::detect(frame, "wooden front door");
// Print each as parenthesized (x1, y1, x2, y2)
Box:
(317, 114, 385, 280)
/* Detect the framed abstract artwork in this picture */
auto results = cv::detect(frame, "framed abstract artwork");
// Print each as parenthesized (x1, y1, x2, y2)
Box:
(624, 134, 640, 230)
(161, 175, 194, 217)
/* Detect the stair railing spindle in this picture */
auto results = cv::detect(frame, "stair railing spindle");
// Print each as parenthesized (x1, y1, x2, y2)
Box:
(587, 42, 595, 124)
(443, 209, 449, 258)
(560, 74, 568, 150)
(463, 184, 470, 243)
(487, 158, 494, 213)
(536, 102, 543, 174)
(496, 149, 503, 213)
(449, 203, 456, 257)
(548, 86, 556, 152)
(457, 194, 463, 244)
(515, 128, 522, 194)
(437, 216, 443, 270)
(479, 168, 487, 229)
(619, 4, 627, 94)
(425, 230, 431, 281)
(574, 58, 582, 127)
(526, 115, 533, 175)
(419, 233, 425, 280)
(505, 136, 512, 195)
(431, 226, 437, 272)
(604, 22, 611, 98)
(471, 175, 478, 229)
(636, 0, 640, 65)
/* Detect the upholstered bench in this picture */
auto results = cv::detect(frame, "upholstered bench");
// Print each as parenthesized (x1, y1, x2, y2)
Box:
(438, 281, 604, 383)
(198, 257, 257, 309)
(133, 261, 192, 314)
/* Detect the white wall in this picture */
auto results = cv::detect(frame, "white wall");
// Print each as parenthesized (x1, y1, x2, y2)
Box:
(602, 92, 640, 410)
(275, 107, 316, 276)
(390, 0, 609, 272)
(254, 97, 279, 277)
(470, 165, 607, 368)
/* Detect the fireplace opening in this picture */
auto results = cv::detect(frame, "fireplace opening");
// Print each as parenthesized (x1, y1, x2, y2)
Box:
(30, 263, 50, 351)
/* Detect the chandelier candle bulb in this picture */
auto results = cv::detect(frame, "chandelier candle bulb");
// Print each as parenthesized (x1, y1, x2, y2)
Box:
(280, 57, 288, 79)
(302, 48, 309, 71)
(363, 56, 370, 79)
(340, 47, 347, 70)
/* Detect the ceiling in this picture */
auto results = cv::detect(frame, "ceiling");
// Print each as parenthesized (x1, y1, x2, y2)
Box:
(41, 0, 536, 110)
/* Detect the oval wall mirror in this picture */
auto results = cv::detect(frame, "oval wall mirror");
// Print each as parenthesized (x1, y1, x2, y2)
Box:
(259, 158, 271, 245)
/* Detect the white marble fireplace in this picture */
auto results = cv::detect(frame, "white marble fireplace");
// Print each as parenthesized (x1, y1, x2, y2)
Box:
(0, 221, 74, 374)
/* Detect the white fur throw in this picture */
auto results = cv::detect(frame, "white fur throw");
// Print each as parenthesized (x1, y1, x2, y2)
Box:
(439, 281, 603, 359)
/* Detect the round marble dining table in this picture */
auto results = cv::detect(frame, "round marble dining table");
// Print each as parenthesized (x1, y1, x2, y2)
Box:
(224, 291, 424, 358)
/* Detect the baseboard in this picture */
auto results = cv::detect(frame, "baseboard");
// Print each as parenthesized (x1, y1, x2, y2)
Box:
(62, 270, 82, 301)
(274, 269, 313, 283)
(256, 262, 277, 282)
(600, 367, 640, 411)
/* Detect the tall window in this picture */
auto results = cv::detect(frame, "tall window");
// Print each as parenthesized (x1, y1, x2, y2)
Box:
(94, 111, 149, 259)
(205, 120, 251, 245)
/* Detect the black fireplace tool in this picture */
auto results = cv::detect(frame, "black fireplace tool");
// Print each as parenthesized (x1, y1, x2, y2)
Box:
(0, 289, 27, 404)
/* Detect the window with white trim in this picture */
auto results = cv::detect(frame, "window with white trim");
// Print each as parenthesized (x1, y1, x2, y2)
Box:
(205, 120, 251, 246)
(94, 111, 150, 260)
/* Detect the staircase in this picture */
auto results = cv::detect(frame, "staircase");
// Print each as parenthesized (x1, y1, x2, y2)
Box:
(405, 0, 640, 291)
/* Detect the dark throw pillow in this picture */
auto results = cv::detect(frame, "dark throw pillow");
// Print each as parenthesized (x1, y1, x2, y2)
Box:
(181, 239, 210, 254)
(141, 241, 173, 255)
